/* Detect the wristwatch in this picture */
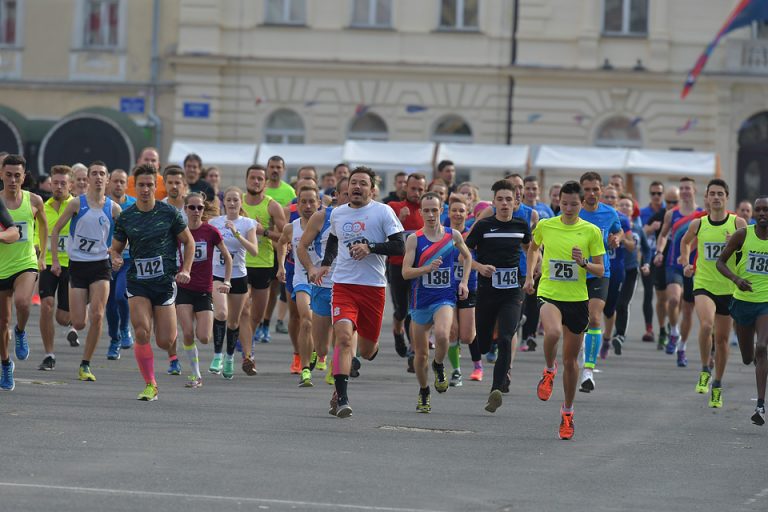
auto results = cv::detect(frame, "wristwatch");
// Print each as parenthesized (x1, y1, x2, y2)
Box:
(263, 227, 270, 238)
(223, 281, 232, 287)
(368, 242, 376, 253)
(579, 260, 588, 268)
(233, 231, 241, 238)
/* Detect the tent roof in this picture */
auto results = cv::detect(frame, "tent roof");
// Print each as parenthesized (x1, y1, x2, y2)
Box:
(534, 145, 628, 171)
(256, 143, 343, 168)
(168, 139, 257, 167)
(624, 149, 716, 176)
(435, 143, 529, 171)
(343, 140, 435, 172)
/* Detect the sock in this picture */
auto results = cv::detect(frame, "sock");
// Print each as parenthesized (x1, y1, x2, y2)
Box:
(183, 342, 200, 379)
(448, 342, 461, 370)
(582, 368, 593, 380)
(645, 323, 652, 332)
(561, 404, 574, 414)
(702, 365, 711, 373)
(332, 344, 341, 371)
(670, 324, 680, 337)
(213, 319, 226, 354)
(46, 353, 55, 359)
(678, 341, 687, 351)
(420, 386, 430, 396)
(15, 325, 23, 334)
(1, 359, 9, 366)
(547, 365, 556, 372)
(226, 327, 240, 356)
(334, 374, 349, 402)
(583, 328, 601, 369)
(758, 399, 765, 408)
(81, 359, 90, 367)
(262, 319, 271, 330)
(432, 360, 444, 374)
(134, 343, 156, 386)
(712, 379, 721, 388)
(474, 360, 482, 370)
(169, 355, 178, 363)
(660, 326, 667, 335)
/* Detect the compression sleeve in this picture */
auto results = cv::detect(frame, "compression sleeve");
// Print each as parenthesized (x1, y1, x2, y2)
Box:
(370, 232, 405, 256)
(0, 197, 14, 229)
(321, 233, 338, 266)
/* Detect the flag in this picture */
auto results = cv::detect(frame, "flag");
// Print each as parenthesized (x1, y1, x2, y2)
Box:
(527, 113, 542, 123)
(682, 0, 768, 99)
(630, 117, 643, 127)
(405, 105, 428, 113)
(677, 118, 699, 134)
(355, 103, 369, 116)
(304, 101, 317, 107)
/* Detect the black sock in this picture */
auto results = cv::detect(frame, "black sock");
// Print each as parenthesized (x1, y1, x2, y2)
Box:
(468, 336, 481, 362)
(15, 325, 22, 334)
(226, 327, 239, 356)
(213, 319, 226, 353)
(2, 359, 9, 366)
(334, 374, 349, 402)
(660, 327, 667, 335)
(758, 399, 765, 408)
(262, 319, 271, 330)
(712, 379, 721, 388)
(81, 360, 89, 367)
(420, 386, 430, 396)
(702, 366, 711, 373)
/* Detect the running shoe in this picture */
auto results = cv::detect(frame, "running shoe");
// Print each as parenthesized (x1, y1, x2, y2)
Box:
(119, 328, 133, 349)
(208, 354, 223, 374)
(449, 369, 463, 387)
(0, 361, 15, 391)
(324, 362, 334, 385)
(526, 336, 537, 352)
(242, 356, 257, 376)
(485, 389, 503, 413)
(406, 355, 415, 374)
(252, 327, 264, 344)
(235, 339, 243, 354)
(417, 389, 431, 413)
(185, 376, 203, 388)
(261, 328, 272, 344)
(709, 387, 723, 408)
(275, 319, 289, 334)
(559, 410, 575, 440)
(599, 340, 610, 360)
(579, 372, 595, 393)
(469, 367, 483, 381)
(38, 355, 55, 371)
(222, 357, 234, 380)
(78, 364, 96, 382)
(500, 372, 511, 394)
(665, 334, 679, 355)
(137, 383, 158, 401)
(537, 363, 558, 402)
(657, 330, 668, 351)
(67, 327, 81, 348)
(309, 351, 318, 371)
(676, 350, 688, 368)
(316, 356, 327, 371)
(167, 359, 182, 375)
(299, 368, 313, 387)
(433, 361, 448, 393)
(752, 406, 766, 426)
(394, 331, 407, 358)
(350, 356, 361, 378)
(290, 353, 301, 375)
(329, 391, 339, 416)
(486, 346, 498, 364)
(612, 335, 624, 356)
(106, 339, 121, 360)
(641, 330, 654, 343)
(14, 327, 29, 361)
(695, 371, 711, 394)
(335, 398, 352, 418)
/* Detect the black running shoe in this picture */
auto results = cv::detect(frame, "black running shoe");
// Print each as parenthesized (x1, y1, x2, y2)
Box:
(500, 371, 511, 393)
(406, 354, 415, 374)
(394, 332, 407, 358)
(526, 336, 537, 352)
(38, 355, 55, 371)
(350, 356, 361, 378)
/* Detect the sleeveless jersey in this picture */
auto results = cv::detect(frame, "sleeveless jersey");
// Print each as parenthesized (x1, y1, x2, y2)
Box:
(694, 214, 738, 295)
(310, 207, 334, 289)
(666, 207, 704, 269)
(44, 196, 73, 267)
(452, 227, 477, 291)
(210, 215, 256, 279)
(68, 195, 114, 262)
(242, 195, 274, 268)
(409, 228, 457, 310)
(291, 217, 310, 290)
(0, 190, 37, 278)
(734, 225, 768, 302)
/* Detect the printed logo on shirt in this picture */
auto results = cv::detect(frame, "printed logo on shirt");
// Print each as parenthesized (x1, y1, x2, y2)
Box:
(342, 221, 366, 234)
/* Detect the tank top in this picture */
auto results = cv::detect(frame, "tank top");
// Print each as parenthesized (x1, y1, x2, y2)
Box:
(452, 227, 477, 291)
(242, 195, 274, 268)
(409, 228, 457, 310)
(667, 207, 703, 269)
(694, 214, 737, 295)
(310, 207, 334, 289)
(44, 196, 73, 267)
(291, 217, 310, 290)
(0, 190, 37, 278)
(734, 225, 768, 302)
(68, 195, 114, 262)
(210, 215, 256, 279)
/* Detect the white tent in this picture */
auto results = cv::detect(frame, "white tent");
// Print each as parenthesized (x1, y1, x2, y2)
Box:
(625, 149, 717, 177)
(256, 143, 344, 168)
(168, 139, 257, 167)
(534, 145, 629, 171)
(435, 143, 529, 171)
(343, 140, 435, 172)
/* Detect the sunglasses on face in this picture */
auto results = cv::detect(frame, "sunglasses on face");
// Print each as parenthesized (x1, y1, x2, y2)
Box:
(666, 200, 679, 205)
(650, 191, 663, 196)
(186, 205, 204, 211)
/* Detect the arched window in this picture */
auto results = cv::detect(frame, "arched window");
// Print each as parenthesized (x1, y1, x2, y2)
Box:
(348, 112, 388, 141)
(264, 108, 304, 144)
(594, 116, 642, 148)
(432, 115, 473, 143)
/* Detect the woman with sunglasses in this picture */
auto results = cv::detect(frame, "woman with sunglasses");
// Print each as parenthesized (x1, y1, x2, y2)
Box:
(176, 192, 233, 388)
(208, 187, 259, 379)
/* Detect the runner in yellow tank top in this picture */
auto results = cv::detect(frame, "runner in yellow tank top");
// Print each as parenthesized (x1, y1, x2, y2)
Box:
(679, 178, 747, 409)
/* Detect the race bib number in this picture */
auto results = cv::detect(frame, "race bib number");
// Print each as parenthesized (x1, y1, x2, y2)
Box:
(704, 242, 725, 261)
(454, 264, 464, 281)
(76, 235, 98, 254)
(135, 256, 163, 280)
(16, 221, 28, 242)
(57, 235, 67, 253)
(747, 252, 768, 275)
(607, 247, 616, 259)
(549, 259, 577, 281)
(422, 268, 451, 288)
(492, 267, 519, 289)
(216, 249, 225, 267)
(194, 242, 208, 262)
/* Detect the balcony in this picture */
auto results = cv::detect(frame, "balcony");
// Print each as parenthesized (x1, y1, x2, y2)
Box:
(726, 39, 768, 74)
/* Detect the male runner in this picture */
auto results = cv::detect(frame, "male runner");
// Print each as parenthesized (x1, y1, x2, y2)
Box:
(183, 153, 215, 199)
(71, 164, 89, 196)
(162, 166, 189, 223)
(525, 180, 605, 440)
(125, 147, 167, 199)
(523, 175, 554, 220)
(640, 181, 665, 342)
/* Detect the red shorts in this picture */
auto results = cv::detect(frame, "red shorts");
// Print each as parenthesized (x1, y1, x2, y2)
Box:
(332, 282, 386, 343)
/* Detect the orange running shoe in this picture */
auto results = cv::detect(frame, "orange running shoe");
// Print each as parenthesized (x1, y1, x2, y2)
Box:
(559, 409, 575, 440)
(290, 353, 301, 374)
(536, 362, 558, 402)
(469, 368, 483, 381)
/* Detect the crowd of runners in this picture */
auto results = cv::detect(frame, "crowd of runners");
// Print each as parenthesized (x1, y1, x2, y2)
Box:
(0, 147, 766, 440)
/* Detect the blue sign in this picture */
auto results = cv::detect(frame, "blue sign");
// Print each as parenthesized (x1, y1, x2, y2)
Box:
(183, 102, 210, 119)
(120, 97, 145, 114)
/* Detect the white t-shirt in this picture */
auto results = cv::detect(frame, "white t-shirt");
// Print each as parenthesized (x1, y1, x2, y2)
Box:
(209, 215, 258, 279)
(329, 201, 403, 287)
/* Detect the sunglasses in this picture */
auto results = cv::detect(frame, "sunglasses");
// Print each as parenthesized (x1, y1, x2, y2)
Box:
(666, 200, 679, 205)
(186, 205, 204, 211)
(650, 191, 663, 196)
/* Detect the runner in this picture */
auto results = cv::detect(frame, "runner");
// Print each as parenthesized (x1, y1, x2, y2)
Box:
(465, 180, 531, 413)
(51, 161, 121, 382)
(110, 164, 195, 401)
(524, 180, 605, 440)
(208, 187, 259, 378)
(639, 181, 665, 343)
(402, 192, 471, 412)
(71, 164, 89, 196)
(182, 153, 215, 199)
(679, 179, 746, 406)
(176, 192, 232, 388)
(308, 166, 404, 418)
(737, 199, 756, 225)
(716, 196, 768, 424)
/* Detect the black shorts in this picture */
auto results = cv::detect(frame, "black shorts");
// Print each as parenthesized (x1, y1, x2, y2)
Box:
(247, 267, 272, 290)
(127, 280, 177, 307)
(214, 275, 248, 295)
(693, 289, 731, 316)
(387, 262, 410, 321)
(0, 268, 37, 291)
(538, 297, 589, 334)
(587, 277, 609, 301)
(457, 289, 477, 309)
(176, 287, 213, 312)
(69, 259, 111, 289)
(39, 266, 70, 311)
(652, 264, 667, 291)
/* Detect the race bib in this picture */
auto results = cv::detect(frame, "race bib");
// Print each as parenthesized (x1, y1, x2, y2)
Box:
(75, 235, 98, 254)
(16, 221, 27, 242)
(607, 247, 616, 259)
(422, 268, 451, 288)
(216, 249, 225, 266)
(194, 242, 208, 262)
(549, 259, 578, 281)
(492, 267, 519, 289)
(135, 256, 163, 280)
(704, 242, 725, 261)
(747, 252, 768, 275)
(57, 235, 67, 253)
(454, 264, 464, 281)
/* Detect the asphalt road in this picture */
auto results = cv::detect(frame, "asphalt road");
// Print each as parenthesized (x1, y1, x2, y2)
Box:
(1, 290, 766, 512)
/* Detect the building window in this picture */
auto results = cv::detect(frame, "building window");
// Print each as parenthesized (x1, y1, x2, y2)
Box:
(594, 116, 642, 148)
(351, 0, 392, 28)
(348, 113, 388, 141)
(603, 0, 648, 36)
(432, 115, 473, 143)
(265, 0, 306, 25)
(83, 0, 119, 48)
(264, 109, 305, 144)
(439, 0, 479, 31)
(0, 0, 17, 46)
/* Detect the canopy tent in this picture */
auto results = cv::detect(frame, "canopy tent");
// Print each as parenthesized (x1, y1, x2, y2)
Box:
(624, 149, 718, 177)
(343, 140, 435, 172)
(168, 139, 257, 167)
(534, 145, 629, 171)
(435, 143, 529, 171)
(256, 143, 343, 168)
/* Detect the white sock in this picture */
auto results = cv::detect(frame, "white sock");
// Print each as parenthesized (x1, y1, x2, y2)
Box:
(183, 342, 200, 379)
(678, 341, 687, 352)
(582, 368, 593, 380)
(670, 324, 680, 337)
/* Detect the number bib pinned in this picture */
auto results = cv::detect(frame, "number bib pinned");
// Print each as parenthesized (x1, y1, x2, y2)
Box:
(422, 268, 451, 288)
(194, 242, 208, 262)
(549, 259, 577, 281)
(16, 221, 28, 242)
(704, 242, 725, 261)
(135, 256, 164, 280)
(76, 235, 98, 254)
(492, 267, 519, 289)
(57, 235, 67, 253)
(747, 252, 768, 275)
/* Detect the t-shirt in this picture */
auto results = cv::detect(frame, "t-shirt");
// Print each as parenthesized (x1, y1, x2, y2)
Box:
(578, 203, 622, 279)
(187, 179, 215, 202)
(329, 201, 403, 287)
(387, 199, 423, 266)
(534, 217, 605, 302)
(465, 215, 531, 290)
(607, 212, 631, 275)
(266, 181, 296, 207)
(179, 223, 222, 293)
(209, 215, 257, 279)
(113, 201, 187, 285)
(644, 207, 666, 253)
(534, 202, 554, 220)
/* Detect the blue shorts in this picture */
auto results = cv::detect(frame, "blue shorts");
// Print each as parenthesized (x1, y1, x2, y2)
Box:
(285, 265, 295, 297)
(410, 301, 455, 326)
(291, 283, 312, 301)
(311, 286, 332, 317)
(730, 298, 768, 327)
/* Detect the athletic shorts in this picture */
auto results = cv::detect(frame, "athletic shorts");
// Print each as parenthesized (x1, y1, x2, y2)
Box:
(693, 289, 731, 316)
(666, 268, 694, 303)
(127, 280, 177, 307)
(246, 267, 272, 290)
(457, 289, 477, 309)
(214, 275, 248, 295)
(0, 268, 37, 291)
(311, 285, 332, 317)
(175, 287, 213, 312)
(332, 282, 386, 343)
(538, 297, 589, 334)
(410, 300, 455, 326)
(730, 298, 768, 327)
(69, 259, 111, 289)
(587, 277, 609, 301)
(39, 266, 70, 311)
(285, 263, 295, 297)
(652, 264, 667, 291)
(292, 283, 312, 301)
